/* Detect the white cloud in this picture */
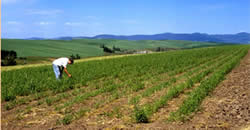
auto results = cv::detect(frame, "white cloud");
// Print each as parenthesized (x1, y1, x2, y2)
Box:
(239, 30, 246, 33)
(121, 20, 140, 24)
(27, 9, 63, 15)
(86, 16, 99, 20)
(92, 22, 103, 26)
(37, 21, 55, 25)
(2, 0, 36, 4)
(64, 22, 87, 26)
(7, 21, 20, 25)
(64, 22, 103, 27)
(40, 22, 49, 25)
(194, 4, 226, 11)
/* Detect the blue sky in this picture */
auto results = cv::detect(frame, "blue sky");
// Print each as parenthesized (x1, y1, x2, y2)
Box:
(2, 0, 250, 38)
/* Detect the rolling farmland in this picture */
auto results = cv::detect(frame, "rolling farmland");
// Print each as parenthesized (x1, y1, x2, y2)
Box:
(1, 45, 250, 129)
(2, 39, 226, 58)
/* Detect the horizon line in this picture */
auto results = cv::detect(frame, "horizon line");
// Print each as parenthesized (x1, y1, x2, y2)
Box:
(2, 31, 249, 39)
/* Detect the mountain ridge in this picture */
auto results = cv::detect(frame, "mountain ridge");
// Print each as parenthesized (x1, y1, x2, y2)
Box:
(25, 32, 250, 44)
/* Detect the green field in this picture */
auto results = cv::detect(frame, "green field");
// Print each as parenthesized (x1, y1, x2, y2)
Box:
(2, 45, 249, 129)
(2, 39, 226, 58)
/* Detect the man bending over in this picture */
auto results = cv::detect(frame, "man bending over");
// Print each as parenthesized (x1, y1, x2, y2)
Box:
(52, 57, 74, 79)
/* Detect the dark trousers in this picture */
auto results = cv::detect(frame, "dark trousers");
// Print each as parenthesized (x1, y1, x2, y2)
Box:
(58, 66, 64, 78)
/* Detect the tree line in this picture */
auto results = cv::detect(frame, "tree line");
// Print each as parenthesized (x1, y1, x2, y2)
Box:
(100, 44, 121, 53)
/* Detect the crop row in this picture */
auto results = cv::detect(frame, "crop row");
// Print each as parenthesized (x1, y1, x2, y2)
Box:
(134, 47, 247, 123)
(168, 47, 248, 121)
(57, 47, 235, 109)
(55, 52, 228, 124)
(2, 45, 248, 125)
(129, 48, 240, 106)
(2, 46, 236, 101)
(4, 47, 227, 111)
(56, 47, 245, 124)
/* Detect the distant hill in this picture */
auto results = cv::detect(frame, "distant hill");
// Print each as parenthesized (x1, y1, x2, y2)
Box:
(2, 39, 227, 57)
(27, 37, 45, 40)
(91, 32, 250, 44)
(38, 32, 250, 44)
(24, 32, 250, 44)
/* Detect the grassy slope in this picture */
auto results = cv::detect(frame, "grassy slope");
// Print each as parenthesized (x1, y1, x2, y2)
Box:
(2, 39, 104, 57)
(2, 39, 224, 58)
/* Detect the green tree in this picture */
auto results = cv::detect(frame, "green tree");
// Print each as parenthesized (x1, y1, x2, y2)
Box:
(76, 54, 81, 59)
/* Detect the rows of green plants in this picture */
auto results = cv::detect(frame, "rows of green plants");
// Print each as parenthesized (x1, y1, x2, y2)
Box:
(4, 50, 220, 111)
(59, 47, 232, 107)
(168, 47, 248, 121)
(55, 47, 244, 124)
(55, 53, 224, 123)
(128, 49, 236, 106)
(55, 50, 223, 112)
(2, 46, 233, 102)
(2, 45, 248, 125)
(133, 47, 246, 123)
(56, 49, 232, 124)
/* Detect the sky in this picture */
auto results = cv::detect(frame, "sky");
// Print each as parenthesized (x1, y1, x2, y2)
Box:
(2, 0, 250, 38)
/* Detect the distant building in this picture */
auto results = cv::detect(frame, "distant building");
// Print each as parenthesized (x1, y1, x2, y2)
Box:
(134, 50, 152, 54)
